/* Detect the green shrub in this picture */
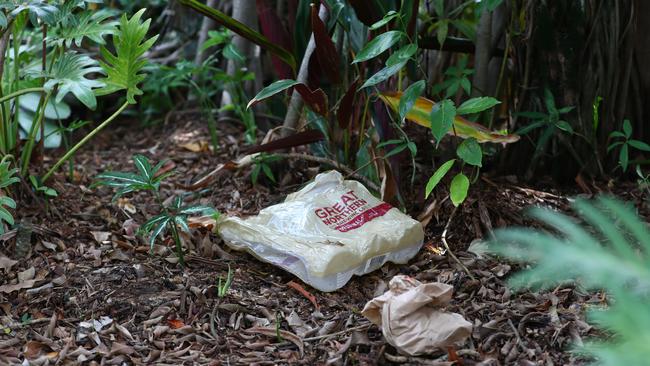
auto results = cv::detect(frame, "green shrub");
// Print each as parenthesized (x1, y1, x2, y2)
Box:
(489, 196, 650, 365)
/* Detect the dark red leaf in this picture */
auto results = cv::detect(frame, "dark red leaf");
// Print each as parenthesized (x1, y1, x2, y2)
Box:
(311, 4, 341, 84)
(294, 84, 328, 116)
(347, 0, 383, 27)
(256, 0, 294, 79)
(337, 79, 360, 128)
(245, 130, 325, 154)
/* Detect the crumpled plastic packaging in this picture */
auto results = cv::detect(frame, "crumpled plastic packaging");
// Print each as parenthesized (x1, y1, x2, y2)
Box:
(361, 275, 472, 356)
(218, 170, 424, 292)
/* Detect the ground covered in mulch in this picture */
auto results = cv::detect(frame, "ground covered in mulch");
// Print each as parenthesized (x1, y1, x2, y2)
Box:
(1, 114, 648, 365)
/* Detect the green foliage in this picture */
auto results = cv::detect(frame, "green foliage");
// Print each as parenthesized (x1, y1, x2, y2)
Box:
(97, 9, 158, 104)
(251, 154, 281, 185)
(51, 10, 118, 47)
(432, 56, 473, 98)
(43, 53, 105, 110)
(489, 196, 650, 365)
(398, 80, 425, 121)
(29, 175, 56, 198)
(92, 154, 172, 201)
(94, 155, 217, 265)
(608, 120, 650, 172)
(217, 264, 234, 298)
(516, 89, 575, 150)
(0, 157, 19, 233)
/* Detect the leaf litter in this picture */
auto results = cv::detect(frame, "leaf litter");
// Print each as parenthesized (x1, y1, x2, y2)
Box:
(0, 116, 647, 364)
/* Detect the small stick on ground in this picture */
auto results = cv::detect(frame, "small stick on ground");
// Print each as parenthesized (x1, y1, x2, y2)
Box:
(442, 205, 476, 280)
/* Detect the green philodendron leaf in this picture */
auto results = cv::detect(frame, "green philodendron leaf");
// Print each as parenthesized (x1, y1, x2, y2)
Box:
(369, 10, 399, 30)
(449, 173, 469, 206)
(398, 80, 425, 121)
(425, 159, 455, 199)
(51, 10, 118, 47)
(353, 31, 403, 64)
(96, 9, 158, 104)
(1, 0, 58, 25)
(361, 61, 407, 89)
(430, 99, 456, 145)
(386, 43, 418, 66)
(457, 138, 482, 167)
(44, 52, 105, 110)
(247, 79, 299, 109)
(456, 97, 501, 115)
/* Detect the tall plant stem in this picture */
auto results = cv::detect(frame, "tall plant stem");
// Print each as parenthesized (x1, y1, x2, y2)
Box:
(42, 101, 129, 182)
(21, 91, 52, 175)
(0, 87, 46, 105)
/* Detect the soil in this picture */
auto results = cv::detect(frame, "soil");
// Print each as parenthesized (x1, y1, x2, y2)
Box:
(1, 113, 647, 365)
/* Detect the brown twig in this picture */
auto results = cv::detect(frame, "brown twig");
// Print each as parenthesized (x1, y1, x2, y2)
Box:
(441, 205, 476, 280)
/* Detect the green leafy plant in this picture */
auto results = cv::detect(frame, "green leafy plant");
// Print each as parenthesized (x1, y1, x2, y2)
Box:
(607, 119, 650, 172)
(0, 5, 158, 186)
(431, 55, 474, 98)
(93, 154, 216, 266)
(489, 196, 650, 365)
(217, 264, 233, 298)
(0, 156, 19, 233)
(250, 153, 280, 185)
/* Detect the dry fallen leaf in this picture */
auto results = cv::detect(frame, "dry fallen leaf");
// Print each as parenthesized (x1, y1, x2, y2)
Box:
(0, 279, 37, 293)
(167, 319, 185, 329)
(179, 140, 209, 152)
(0, 256, 17, 271)
(91, 231, 111, 243)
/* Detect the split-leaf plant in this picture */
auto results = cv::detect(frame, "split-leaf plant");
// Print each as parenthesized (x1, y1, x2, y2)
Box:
(92, 154, 217, 266)
(489, 196, 650, 366)
(0, 4, 158, 194)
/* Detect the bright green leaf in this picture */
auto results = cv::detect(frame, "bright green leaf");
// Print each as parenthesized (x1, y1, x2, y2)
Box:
(450, 173, 469, 206)
(353, 31, 403, 64)
(247, 79, 298, 108)
(96, 9, 159, 104)
(457, 97, 500, 115)
(398, 80, 425, 121)
(425, 159, 454, 198)
(457, 138, 482, 167)
(44, 52, 105, 110)
(430, 99, 456, 145)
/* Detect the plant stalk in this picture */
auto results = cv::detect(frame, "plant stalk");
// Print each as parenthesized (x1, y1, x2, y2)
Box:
(42, 101, 129, 182)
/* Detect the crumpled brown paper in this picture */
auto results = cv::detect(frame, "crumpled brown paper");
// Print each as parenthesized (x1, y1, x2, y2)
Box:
(361, 275, 472, 356)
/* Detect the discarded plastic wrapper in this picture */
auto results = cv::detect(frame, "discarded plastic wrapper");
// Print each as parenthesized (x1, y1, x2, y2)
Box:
(361, 275, 472, 356)
(218, 171, 424, 292)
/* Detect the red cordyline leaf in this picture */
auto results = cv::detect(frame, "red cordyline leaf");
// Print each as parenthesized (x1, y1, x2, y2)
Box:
(245, 130, 325, 154)
(338, 79, 360, 128)
(295, 84, 328, 116)
(311, 4, 340, 84)
(256, 0, 294, 79)
(348, 0, 383, 27)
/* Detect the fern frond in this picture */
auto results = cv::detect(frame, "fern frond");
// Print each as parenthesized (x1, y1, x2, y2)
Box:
(490, 196, 650, 365)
